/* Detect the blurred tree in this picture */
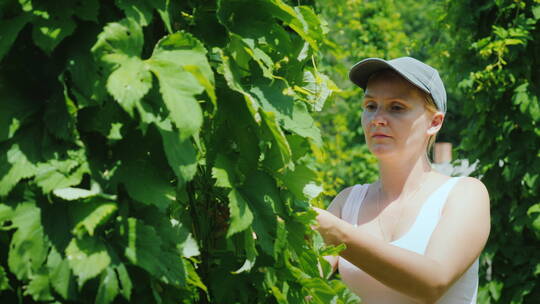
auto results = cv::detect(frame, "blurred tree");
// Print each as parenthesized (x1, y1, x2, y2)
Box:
(395, 0, 469, 147)
(441, 0, 540, 302)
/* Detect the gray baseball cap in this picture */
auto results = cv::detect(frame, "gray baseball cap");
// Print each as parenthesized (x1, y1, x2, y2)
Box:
(349, 57, 447, 114)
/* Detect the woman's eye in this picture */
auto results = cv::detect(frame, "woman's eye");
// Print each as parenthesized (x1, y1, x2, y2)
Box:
(365, 104, 377, 110)
(391, 105, 404, 111)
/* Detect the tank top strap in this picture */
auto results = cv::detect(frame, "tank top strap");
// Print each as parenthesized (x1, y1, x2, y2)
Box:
(390, 176, 465, 252)
(340, 177, 462, 227)
(341, 184, 369, 225)
(430, 176, 463, 217)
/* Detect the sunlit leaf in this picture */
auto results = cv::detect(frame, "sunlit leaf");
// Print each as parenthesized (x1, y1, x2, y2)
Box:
(226, 189, 254, 238)
(71, 198, 118, 236)
(95, 267, 119, 304)
(25, 268, 54, 301)
(47, 247, 77, 300)
(0, 144, 37, 196)
(147, 31, 214, 140)
(65, 237, 111, 287)
(106, 56, 152, 117)
(158, 125, 197, 186)
(8, 202, 48, 280)
(92, 18, 144, 60)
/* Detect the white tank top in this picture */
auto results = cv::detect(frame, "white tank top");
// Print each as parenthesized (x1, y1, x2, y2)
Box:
(338, 177, 479, 304)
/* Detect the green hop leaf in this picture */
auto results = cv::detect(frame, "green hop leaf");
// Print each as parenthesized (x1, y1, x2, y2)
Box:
(65, 237, 111, 288)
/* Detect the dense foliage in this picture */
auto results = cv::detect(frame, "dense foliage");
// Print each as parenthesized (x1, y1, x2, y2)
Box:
(441, 0, 540, 302)
(0, 0, 359, 303)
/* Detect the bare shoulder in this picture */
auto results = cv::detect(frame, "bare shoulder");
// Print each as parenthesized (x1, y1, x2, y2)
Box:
(443, 176, 490, 216)
(452, 176, 489, 200)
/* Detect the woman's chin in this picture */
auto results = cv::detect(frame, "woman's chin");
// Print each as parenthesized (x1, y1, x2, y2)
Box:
(369, 146, 398, 158)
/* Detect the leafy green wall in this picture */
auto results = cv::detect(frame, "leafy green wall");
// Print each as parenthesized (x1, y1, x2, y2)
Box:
(0, 0, 358, 303)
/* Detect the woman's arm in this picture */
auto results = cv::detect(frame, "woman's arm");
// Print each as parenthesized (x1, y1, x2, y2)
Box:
(314, 177, 491, 303)
(320, 186, 354, 276)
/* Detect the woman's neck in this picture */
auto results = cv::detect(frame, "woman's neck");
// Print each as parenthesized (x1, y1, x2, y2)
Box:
(377, 153, 433, 201)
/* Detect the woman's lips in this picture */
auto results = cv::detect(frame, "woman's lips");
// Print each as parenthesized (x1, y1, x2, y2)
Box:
(372, 134, 390, 138)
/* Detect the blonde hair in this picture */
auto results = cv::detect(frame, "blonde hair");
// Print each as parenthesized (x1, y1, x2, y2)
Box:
(422, 92, 439, 162)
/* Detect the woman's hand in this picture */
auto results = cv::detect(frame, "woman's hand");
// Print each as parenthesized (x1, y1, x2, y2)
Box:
(311, 206, 349, 246)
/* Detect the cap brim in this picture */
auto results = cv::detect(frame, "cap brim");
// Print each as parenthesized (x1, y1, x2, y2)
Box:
(349, 58, 393, 90)
(349, 58, 430, 95)
(349, 57, 446, 113)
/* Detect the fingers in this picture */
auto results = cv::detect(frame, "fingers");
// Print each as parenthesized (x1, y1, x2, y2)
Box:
(312, 206, 322, 213)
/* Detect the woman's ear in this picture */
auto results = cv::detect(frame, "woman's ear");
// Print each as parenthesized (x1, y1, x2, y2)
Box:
(427, 112, 444, 135)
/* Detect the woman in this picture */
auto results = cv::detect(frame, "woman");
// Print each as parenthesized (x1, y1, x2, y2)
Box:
(312, 57, 490, 303)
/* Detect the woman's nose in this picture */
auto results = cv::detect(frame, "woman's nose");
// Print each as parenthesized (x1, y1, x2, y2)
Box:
(371, 108, 388, 126)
